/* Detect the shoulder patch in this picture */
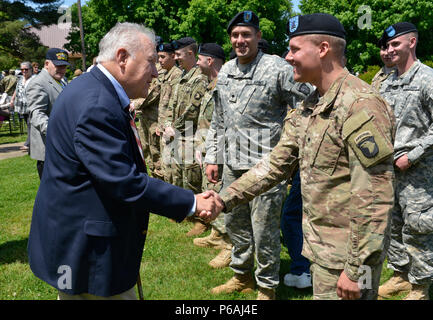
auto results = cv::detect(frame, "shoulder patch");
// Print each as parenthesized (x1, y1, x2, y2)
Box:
(344, 110, 393, 168)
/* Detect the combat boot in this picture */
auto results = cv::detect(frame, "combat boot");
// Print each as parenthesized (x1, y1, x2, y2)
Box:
(186, 220, 209, 237)
(209, 245, 232, 269)
(403, 284, 430, 300)
(193, 228, 225, 249)
(211, 273, 255, 295)
(378, 271, 412, 298)
(257, 287, 276, 300)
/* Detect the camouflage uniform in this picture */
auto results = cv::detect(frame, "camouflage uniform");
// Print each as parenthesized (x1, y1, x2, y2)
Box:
(133, 65, 166, 179)
(195, 78, 225, 233)
(219, 69, 396, 299)
(205, 51, 308, 289)
(371, 66, 396, 92)
(166, 66, 208, 193)
(380, 60, 433, 285)
(158, 65, 182, 183)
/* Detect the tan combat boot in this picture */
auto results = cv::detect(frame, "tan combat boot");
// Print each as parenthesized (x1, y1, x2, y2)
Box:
(211, 273, 255, 295)
(257, 287, 276, 300)
(403, 284, 430, 300)
(193, 228, 225, 249)
(209, 245, 232, 269)
(186, 220, 209, 237)
(378, 271, 412, 298)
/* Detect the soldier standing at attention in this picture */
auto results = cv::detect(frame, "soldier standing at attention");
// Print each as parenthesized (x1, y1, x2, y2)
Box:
(163, 37, 209, 237)
(378, 22, 433, 300)
(156, 42, 183, 183)
(214, 13, 396, 300)
(193, 43, 233, 269)
(370, 36, 397, 92)
(131, 62, 165, 180)
(206, 11, 307, 300)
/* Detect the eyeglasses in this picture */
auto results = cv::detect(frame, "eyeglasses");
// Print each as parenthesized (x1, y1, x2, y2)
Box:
(21, 68, 29, 71)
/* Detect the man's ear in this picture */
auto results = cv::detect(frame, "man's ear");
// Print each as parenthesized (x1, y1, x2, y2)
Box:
(318, 41, 330, 59)
(256, 30, 262, 40)
(409, 36, 417, 50)
(116, 48, 129, 68)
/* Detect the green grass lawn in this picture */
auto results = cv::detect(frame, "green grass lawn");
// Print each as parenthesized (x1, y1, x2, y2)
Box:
(0, 154, 425, 300)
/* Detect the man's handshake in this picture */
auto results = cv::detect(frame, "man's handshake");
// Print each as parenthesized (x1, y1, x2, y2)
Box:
(195, 190, 224, 223)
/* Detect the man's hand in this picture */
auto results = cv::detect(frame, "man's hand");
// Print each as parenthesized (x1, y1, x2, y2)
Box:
(336, 271, 361, 300)
(395, 154, 411, 171)
(206, 164, 219, 184)
(155, 127, 161, 136)
(195, 190, 224, 223)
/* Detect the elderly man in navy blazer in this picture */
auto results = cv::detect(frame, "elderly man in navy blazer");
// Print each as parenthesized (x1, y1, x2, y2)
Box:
(27, 22, 223, 300)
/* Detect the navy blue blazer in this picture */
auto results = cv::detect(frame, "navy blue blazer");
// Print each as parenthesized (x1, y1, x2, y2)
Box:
(27, 66, 195, 297)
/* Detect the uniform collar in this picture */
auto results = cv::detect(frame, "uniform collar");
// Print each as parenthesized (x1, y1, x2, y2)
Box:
(228, 50, 264, 79)
(303, 68, 349, 116)
(393, 59, 421, 85)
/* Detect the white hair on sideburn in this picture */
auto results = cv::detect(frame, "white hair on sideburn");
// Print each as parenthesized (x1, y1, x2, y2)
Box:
(97, 22, 155, 63)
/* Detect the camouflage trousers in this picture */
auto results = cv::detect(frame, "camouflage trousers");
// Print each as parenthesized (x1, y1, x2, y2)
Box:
(222, 165, 286, 289)
(138, 115, 163, 180)
(310, 263, 382, 300)
(387, 160, 433, 285)
(201, 163, 225, 234)
(160, 138, 173, 183)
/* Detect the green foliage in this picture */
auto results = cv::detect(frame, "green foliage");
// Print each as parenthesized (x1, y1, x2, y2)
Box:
(300, 0, 433, 72)
(65, 0, 295, 64)
(423, 60, 433, 69)
(358, 65, 380, 84)
(0, 1, 61, 71)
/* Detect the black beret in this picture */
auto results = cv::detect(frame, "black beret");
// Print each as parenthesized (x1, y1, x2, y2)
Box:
(287, 13, 346, 40)
(377, 22, 418, 48)
(155, 36, 163, 46)
(227, 11, 260, 34)
(171, 37, 196, 50)
(198, 43, 225, 61)
(157, 43, 174, 53)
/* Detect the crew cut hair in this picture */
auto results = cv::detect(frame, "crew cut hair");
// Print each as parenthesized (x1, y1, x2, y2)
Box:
(97, 22, 155, 63)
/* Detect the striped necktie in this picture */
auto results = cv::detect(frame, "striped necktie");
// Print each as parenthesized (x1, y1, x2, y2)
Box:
(128, 107, 146, 167)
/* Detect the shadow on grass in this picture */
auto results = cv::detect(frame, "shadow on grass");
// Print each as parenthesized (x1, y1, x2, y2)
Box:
(0, 238, 29, 265)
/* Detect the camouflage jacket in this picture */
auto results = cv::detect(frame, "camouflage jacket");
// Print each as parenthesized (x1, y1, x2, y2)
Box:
(195, 78, 217, 155)
(158, 65, 183, 131)
(166, 66, 208, 136)
(204, 50, 309, 170)
(132, 64, 166, 122)
(370, 66, 396, 93)
(220, 69, 396, 280)
(0, 75, 17, 96)
(380, 60, 433, 163)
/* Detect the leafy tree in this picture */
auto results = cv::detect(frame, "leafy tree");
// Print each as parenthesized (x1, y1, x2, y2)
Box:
(0, 0, 62, 70)
(299, 0, 433, 73)
(65, 0, 296, 66)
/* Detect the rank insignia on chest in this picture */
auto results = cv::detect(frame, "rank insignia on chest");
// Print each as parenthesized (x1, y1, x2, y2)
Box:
(354, 131, 379, 158)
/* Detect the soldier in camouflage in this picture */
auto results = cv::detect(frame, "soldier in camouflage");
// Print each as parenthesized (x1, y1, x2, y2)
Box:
(371, 35, 397, 92)
(131, 63, 165, 180)
(378, 22, 433, 300)
(205, 11, 308, 300)
(163, 37, 209, 236)
(155, 43, 183, 183)
(214, 13, 396, 300)
(192, 43, 233, 269)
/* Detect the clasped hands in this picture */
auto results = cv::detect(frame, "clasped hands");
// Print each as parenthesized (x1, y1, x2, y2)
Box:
(194, 190, 224, 223)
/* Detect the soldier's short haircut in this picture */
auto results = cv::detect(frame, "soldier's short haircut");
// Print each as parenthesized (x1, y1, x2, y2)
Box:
(97, 22, 155, 63)
(184, 43, 198, 55)
(304, 34, 346, 62)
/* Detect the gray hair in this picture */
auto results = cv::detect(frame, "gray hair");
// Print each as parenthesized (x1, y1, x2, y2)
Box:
(97, 22, 155, 63)
(20, 61, 32, 70)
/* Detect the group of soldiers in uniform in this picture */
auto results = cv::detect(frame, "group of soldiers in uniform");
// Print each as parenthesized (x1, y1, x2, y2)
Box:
(131, 10, 433, 300)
